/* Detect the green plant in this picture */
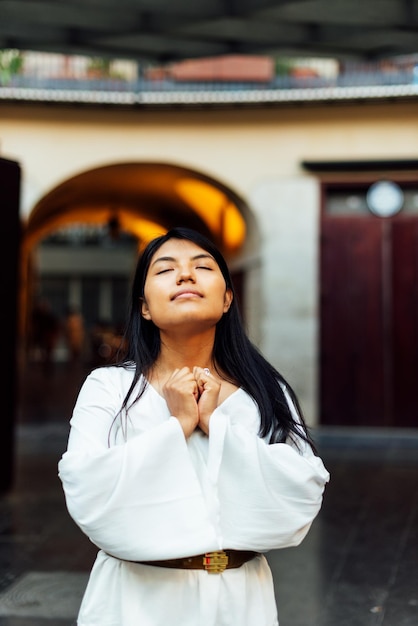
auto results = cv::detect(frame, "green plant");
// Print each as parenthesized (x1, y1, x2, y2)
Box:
(87, 57, 112, 77)
(274, 57, 293, 76)
(0, 49, 24, 85)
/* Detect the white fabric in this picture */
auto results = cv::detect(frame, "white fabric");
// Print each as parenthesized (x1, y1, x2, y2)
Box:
(58, 366, 330, 626)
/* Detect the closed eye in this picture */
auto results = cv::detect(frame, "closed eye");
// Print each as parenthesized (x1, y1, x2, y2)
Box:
(196, 265, 212, 270)
(156, 268, 173, 275)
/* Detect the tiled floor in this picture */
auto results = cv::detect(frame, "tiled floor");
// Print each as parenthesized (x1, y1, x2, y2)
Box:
(0, 361, 417, 625)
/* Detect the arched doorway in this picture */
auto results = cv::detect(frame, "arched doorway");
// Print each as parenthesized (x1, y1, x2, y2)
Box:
(20, 161, 252, 366)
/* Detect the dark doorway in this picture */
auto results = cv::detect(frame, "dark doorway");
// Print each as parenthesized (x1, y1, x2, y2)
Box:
(0, 157, 21, 491)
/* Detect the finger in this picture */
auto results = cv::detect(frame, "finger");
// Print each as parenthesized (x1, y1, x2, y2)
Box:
(193, 366, 211, 380)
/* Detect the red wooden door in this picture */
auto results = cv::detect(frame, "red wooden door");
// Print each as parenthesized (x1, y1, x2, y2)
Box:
(320, 215, 418, 427)
(391, 219, 418, 425)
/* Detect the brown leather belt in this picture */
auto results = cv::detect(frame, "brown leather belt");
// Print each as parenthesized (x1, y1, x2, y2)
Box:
(137, 550, 259, 574)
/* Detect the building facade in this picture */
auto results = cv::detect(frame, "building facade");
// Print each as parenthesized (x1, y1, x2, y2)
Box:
(1, 96, 418, 428)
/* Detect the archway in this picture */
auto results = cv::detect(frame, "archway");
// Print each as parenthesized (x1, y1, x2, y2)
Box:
(20, 161, 252, 363)
(23, 162, 248, 252)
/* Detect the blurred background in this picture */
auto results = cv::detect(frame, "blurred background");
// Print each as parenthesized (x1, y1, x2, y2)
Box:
(0, 1, 417, 624)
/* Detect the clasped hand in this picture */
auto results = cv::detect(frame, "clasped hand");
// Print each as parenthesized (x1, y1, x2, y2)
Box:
(161, 366, 221, 438)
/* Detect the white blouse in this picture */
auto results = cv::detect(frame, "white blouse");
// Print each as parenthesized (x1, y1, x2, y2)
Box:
(58, 365, 330, 626)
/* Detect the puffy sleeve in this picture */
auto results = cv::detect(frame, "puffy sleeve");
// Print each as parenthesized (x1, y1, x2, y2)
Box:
(207, 387, 330, 552)
(58, 367, 220, 561)
(59, 368, 329, 560)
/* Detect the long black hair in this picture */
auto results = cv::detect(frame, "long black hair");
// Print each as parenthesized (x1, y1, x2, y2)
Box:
(115, 226, 316, 450)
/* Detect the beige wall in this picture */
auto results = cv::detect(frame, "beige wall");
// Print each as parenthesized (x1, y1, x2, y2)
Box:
(1, 99, 418, 424)
(1, 102, 418, 216)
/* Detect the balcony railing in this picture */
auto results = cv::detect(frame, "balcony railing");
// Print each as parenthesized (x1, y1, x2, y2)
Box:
(1, 51, 417, 107)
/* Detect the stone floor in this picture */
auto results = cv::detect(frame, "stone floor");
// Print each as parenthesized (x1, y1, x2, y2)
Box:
(0, 361, 417, 625)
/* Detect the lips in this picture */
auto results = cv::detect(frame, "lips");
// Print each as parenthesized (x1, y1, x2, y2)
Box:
(171, 289, 203, 300)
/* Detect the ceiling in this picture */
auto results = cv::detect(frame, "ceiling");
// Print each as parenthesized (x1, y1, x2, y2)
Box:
(1, 0, 418, 64)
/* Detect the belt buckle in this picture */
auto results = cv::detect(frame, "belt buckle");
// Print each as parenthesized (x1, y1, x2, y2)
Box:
(203, 550, 229, 574)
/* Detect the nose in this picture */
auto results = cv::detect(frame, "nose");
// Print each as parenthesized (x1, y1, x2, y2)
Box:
(176, 265, 196, 284)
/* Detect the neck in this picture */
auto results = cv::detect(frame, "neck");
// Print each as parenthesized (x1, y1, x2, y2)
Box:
(154, 328, 216, 374)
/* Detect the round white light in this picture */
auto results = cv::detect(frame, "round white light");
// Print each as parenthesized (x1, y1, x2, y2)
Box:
(366, 180, 404, 217)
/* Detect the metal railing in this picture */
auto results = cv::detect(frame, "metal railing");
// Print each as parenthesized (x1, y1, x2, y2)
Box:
(1, 51, 417, 106)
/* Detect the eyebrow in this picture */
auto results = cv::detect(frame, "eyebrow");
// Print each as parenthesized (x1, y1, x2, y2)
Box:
(150, 253, 215, 267)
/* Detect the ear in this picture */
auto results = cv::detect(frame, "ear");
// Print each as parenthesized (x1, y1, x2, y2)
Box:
(141, 298, 152, 320)
(223, 289, 233, 313)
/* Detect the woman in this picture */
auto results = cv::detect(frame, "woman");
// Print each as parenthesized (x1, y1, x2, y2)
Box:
(58, 226, 329, 626)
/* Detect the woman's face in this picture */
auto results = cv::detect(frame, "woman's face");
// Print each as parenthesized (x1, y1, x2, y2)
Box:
(141, 238, 232, 333)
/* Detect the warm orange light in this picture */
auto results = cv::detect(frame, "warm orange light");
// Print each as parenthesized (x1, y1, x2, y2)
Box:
(25, 173, 246, 255)
(118, 212, 167, 247)
(222, 202, 247, 250)
(24, 207, 167, 251)
(175, 179, 246, 253)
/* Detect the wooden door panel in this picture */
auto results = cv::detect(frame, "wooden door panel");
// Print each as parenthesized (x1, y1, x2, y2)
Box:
(320, 219, 385, 426)
(391, 220, 418, 426)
